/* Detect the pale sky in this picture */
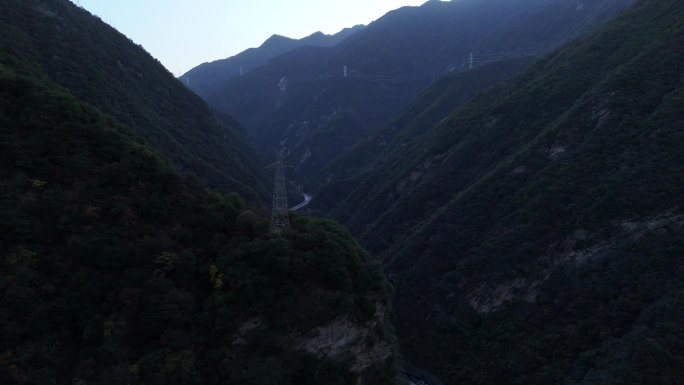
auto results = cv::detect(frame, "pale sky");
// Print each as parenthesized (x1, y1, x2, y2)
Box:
(71, 0, 429, 76)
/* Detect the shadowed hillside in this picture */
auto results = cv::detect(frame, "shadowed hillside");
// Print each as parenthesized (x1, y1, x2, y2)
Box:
(0, 50, 403, 385)
(0, 0, 269, 204)
(323, 0, 684, 383)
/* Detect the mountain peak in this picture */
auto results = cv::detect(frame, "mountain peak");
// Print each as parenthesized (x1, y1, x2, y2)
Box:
(260, 34, 296, 49)
(181, 24, 364, 98)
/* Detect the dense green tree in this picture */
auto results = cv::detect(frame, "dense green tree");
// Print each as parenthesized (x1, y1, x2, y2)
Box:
(0, 52, 400, 385)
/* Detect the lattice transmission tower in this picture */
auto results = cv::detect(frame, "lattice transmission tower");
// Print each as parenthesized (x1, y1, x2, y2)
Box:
(266, 149, 290, 232)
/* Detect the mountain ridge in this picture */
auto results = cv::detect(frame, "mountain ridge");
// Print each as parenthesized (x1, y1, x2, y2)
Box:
(206, 0, 634, 187)
(179, 25, 365, 99)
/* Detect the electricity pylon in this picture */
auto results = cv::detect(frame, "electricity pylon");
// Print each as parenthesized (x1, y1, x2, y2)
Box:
(266, 149, 290, 232)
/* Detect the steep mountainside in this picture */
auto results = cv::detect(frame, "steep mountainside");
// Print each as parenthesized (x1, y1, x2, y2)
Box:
(0, 0, 269, 204)
(0, 51, 402, 385)
(207, 0, 633, 182)
(180, 26, 364, 99)
(326, 0, 684, 383)
(316, 57, 537, 189)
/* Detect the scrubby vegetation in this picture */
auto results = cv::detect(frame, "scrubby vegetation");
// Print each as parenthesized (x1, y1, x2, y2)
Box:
(0, 0, 269, 204)
(323, 0, 684, 383)
(0, 52, 398, 385)
(3, 0, 682, 383)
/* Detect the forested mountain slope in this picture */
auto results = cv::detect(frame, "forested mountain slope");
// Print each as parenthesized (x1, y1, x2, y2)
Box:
(317, 57, 537, 189)
(0, 0, 269, 204)
(207, 0, 633, 182)
(0, 51, 402, 385)
(325, 0, 684, 383)
(180, 26, 364, 99)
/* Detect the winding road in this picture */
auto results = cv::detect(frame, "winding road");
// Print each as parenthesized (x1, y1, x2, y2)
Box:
(289, 193, 311, 211)
(404, 366, 444, 385)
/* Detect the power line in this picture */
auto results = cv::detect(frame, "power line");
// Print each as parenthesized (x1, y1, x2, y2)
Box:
(272, 49, 543, 90)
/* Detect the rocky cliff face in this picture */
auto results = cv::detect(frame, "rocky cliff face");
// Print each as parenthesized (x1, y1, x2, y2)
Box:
(295, 302, 396, 377)
(230, 296, 403, 385)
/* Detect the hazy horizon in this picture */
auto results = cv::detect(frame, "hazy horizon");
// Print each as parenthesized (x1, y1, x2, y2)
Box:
(71, 0, 430, 76)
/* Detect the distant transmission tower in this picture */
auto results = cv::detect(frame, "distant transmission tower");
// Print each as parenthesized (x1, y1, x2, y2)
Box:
(266, 149, 290, 232)
(278, 77, 288, 92)
(469, 52, 475, 70)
